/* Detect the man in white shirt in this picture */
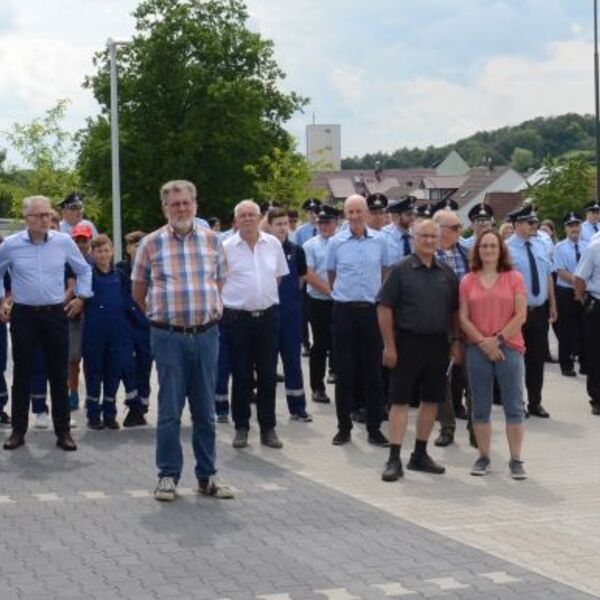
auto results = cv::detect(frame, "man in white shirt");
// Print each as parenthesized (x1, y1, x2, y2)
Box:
(221, 200, 289, 449)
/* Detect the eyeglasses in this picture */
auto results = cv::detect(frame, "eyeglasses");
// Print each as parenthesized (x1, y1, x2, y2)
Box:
(26, 212, 54, 220)
(479, 244, 500, 249)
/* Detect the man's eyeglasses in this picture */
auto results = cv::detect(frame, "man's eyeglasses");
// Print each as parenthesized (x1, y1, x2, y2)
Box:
(26, 212, 53, 220)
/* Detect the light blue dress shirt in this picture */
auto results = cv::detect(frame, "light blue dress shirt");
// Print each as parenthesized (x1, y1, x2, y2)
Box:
(193, 217, 210, 228)
(294, 221, 317, 247)
(554, 238, 588, 289)
(326, 227, 393, 303)
(303, 235, 332, 301)
(461, 235, 475, 250)
(0, 230, 93, 304)
(581, 221, 600, 244)
(506, 233, 554, 306)
(575, 242, 600, 299)
(383, 225, 413, 262)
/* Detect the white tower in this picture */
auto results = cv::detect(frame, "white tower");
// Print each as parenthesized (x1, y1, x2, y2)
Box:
(306, 124, 341, 170)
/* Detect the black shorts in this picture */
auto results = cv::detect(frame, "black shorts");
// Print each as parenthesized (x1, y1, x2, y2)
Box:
(389, 331, 449, 405)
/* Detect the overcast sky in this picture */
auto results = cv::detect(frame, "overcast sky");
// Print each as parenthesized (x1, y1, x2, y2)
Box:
(0, 0, 596, 163)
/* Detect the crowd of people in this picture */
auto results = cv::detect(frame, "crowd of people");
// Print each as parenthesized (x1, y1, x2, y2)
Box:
(0, 181, 599, 500)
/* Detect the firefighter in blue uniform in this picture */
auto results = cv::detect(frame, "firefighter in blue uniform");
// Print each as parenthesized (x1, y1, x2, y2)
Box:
(83, 235, 138, 430)
(267, 207, 312, 421)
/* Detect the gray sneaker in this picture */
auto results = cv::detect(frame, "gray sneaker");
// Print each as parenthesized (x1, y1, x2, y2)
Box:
(154, 477, 177, 502)
(509, 458, 527, 480)
(260, 429, 283, 448)
(196, 477, 234, 499)
(232, 428, 249, 448)
(470, 455, 490, 476)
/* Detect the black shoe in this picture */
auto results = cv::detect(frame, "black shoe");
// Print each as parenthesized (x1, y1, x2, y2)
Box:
(56, 432, 77, 451)
(454, 405, 468, 420)
(561, 369, 577, 377)
(407, 452, 445, 474)
(434, 432, 454, 447)
(591, 404, 600, 416)
(351, 408, 366, 424)
(381, 458, 403, 481)
(103, 416, 120, 430)
(367, 430, 390, 447)
(0, 411, 11, 426)
(311, 390, 330, 404)
(123, 410, 147, 428)
(332, 431, 351, 445)
(528, 405, 550, 418)
(87, 415, 104, 430)
(260, 429, 283, 448)
(3, 432, 25, 450)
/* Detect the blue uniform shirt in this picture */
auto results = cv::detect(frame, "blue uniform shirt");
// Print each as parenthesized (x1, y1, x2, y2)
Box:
(461, 235, 475, 250)
(506, 233, 554, 306)
(303, 234, 332, 301)
(326, 227, 393, 303)
(383, 225, 413, 262)
(0, 230, 92, 304)
(294, 221, 317, 247)
(581, 221, 600, 243)
(279, 238, 307, 311)
(575, 241, 600, 299)
(554, 238, 588, 289)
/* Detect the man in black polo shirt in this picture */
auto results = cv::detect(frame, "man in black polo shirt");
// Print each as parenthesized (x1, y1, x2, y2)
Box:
(377, 219, 461, 481)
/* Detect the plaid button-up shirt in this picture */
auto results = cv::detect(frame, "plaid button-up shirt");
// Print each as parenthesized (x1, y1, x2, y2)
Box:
(131, 223, 226, 326)
(436, 244, 469, 282)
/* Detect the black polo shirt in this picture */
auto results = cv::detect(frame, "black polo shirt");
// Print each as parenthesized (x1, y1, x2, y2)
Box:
(377, 253, 458, 335)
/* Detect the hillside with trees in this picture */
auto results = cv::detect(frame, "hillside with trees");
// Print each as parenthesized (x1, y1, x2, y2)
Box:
(342, 113, 598, 172)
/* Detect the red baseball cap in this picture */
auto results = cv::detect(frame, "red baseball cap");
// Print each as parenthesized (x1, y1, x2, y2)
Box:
(70, 223, 93, 239)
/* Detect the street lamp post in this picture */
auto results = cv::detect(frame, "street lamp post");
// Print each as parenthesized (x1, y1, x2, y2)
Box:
(107, 38, 128, 262)
(594, 1, 600, 202)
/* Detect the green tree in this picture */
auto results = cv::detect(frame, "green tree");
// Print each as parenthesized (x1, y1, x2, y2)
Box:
(78, 0, 307, 233)
(511, 147, 535, 172)
(1, 100, 88, 217)
(244, 140, 326, 206)
(526, 157, 592, 230)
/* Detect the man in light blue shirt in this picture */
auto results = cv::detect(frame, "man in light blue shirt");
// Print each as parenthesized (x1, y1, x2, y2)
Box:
(383, 196, 415, 261)
(294, 198, 321, 247)
(506, 204, 557, 418)
(0, 195, 92, 452)
(554, 211, 588, 377)
(303, 205, 339, 403)
(326, 194, 393, 447)
(58, 192, 99, 237)
(580, 200, 600, 243)
(574, 237, 600, 415)
(462, 202, 494, 250)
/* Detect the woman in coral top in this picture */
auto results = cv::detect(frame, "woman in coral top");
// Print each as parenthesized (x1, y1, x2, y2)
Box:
(459, 229, 528, 479)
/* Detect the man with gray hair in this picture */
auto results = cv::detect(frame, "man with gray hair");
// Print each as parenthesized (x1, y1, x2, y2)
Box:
(0, 195, 92, 451)
(221, 199, 289, 450)
(132, 180, 233, 501)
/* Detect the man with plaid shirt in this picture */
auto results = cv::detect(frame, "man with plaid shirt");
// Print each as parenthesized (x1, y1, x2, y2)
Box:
(132, 180, 233, 502)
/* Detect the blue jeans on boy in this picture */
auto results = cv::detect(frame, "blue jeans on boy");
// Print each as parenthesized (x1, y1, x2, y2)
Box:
(466, 343, 525, 424)
(151, 325, 219, 482)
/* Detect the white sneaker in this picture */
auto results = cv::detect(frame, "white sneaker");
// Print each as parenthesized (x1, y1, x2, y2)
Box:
(154, 477, 177, 502)
(70, 417, 77, 429)
(34, 412, 50, 430)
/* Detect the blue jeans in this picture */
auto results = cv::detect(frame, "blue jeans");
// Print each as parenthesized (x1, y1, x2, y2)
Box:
(466, 343, 524, 425)
(151, 325, 219, 481)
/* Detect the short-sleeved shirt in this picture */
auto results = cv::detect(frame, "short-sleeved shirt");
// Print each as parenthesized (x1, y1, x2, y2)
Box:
(131, 223, 226, 326)
(554, 238, 588, 289)
(506, 234, 554, 306)
(581, 220, 600, 243)
(377, 254, 458, 335)
(279, 238, 307, 307)
(459, 270, 527, 353)
(303, 234, 332, 300)
(221, 231, 289, 311)
(326, 226, 393, 303)
(575, 242, 600, 299)
(293, 222, 317, 247)
(383, 225, 413, 262)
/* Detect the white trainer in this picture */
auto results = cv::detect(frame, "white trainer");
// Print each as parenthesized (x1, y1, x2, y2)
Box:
(34, 412, 50, 430)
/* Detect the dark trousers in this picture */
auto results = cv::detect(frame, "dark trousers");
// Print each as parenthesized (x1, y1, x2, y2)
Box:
(10, 304, 70, 436)
(301, 286, 310, 348)
(222, 306, 279, 433)
(582, 298, 600, 405)
(522, 303, 549, 408)
(307, 297, 334, 392)
(556, 287, 585, 371)
(438, 363, 468, 434)
(332, 303, 383, 435)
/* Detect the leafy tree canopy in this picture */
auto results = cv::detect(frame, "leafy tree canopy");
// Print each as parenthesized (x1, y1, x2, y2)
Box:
(78, 0, 307, 234)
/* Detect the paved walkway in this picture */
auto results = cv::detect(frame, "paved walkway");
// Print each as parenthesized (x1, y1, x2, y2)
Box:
(0, 357, 598, 600)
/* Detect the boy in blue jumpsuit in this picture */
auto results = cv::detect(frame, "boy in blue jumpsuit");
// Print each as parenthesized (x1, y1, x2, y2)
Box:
(267, 207, 311, 421)
(83, 235, 137, 430)
(116, 231, 152, 427)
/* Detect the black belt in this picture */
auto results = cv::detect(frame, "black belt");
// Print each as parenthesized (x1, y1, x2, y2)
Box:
(224, 305, 276, 318)
(13, 303, 64, 312)
(527, 304, 547, 312)
(150, 320, 217, 334)
(334, 301, 374, 309)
